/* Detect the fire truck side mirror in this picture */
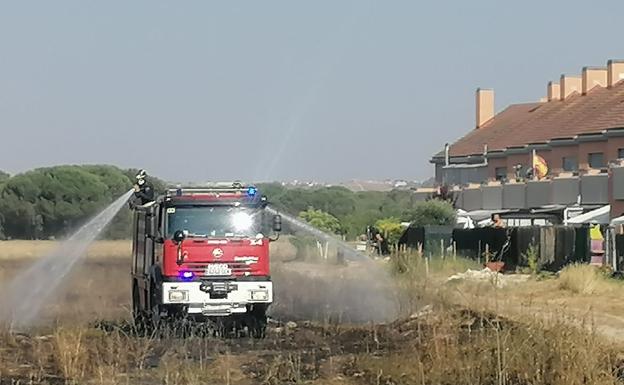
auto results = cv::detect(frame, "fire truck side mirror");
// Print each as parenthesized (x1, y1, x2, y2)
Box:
(173, 230, 186, 244)
(272, 215, 282, 232)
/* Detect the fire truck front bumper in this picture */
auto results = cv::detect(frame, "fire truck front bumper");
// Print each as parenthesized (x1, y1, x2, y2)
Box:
(162, 281, 273, 316)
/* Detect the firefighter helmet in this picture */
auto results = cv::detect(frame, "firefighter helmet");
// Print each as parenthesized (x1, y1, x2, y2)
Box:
(136, 169, 148, 185)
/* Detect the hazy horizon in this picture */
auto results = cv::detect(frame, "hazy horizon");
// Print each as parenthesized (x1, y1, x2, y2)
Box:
(2, 1, 624, 182)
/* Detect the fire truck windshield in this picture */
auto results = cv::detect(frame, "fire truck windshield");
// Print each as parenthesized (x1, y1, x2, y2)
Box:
(166, 206, 263, 238)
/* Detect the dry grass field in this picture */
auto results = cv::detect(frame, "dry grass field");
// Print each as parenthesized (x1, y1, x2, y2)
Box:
(0, 240, 131, 261)
(0, 240, 132, 324)
(0, 241, 623, 384)
(441, 262, 624, 344)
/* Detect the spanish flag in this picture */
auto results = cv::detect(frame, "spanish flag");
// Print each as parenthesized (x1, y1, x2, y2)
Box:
(532, 153, 548, 179)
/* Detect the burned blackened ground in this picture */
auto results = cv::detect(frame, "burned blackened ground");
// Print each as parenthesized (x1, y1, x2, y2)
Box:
(2, 307, 623, 385)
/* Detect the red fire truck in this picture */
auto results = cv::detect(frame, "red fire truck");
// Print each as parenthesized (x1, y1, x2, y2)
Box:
(130, 183, 281, 337)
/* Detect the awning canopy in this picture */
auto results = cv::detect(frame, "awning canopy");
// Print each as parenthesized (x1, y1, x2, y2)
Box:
(567, 205, 610, 225)
(460, 209, 516, 221)
(611, 215, 624, 226)
(530, 205, 566, 214)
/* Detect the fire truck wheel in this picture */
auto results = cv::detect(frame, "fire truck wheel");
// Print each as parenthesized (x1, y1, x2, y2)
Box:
(246, 305, 267, 339)
(131, 283, 147, 333)
(149, 280, 162, 330)
(214, 318, 235, 338)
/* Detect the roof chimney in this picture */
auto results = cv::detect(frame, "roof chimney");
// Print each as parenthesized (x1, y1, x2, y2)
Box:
(582, 67, 607, 94)
(560, 75, 582, 100)
(547, 82, 560, 101)
(475, 88, 494, 129)
(607, 60, 624, 87)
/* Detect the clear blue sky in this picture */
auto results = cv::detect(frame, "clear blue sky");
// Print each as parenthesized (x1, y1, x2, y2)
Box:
(1, 0, 623, 183)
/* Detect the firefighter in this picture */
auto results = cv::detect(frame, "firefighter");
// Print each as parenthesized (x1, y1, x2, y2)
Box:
(375, 231, 390, 255)
(129, 169, 155, 208)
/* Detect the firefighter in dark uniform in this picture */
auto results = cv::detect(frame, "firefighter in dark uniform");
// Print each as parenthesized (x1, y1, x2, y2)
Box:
(129, 169, 155, 208)
(366, 225, 389, 255)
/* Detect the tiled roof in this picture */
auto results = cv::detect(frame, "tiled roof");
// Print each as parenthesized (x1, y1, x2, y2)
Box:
(449, 81, 624, 157)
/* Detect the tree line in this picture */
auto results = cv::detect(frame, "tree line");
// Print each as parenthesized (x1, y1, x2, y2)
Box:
(0, 165, 166, 240)
(258, 183, 455, 241)
(0, 166, 454, 241)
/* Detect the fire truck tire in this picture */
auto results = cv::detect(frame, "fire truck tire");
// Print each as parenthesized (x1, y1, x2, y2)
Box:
(148, 279, 162, 329)
(132, 282, 148, 333)
(146, 266, 165, 329)
(246, 305, 267, 339)
(214, 317, 236, 338)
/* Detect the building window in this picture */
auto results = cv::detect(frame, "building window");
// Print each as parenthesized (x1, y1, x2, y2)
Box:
(588, 152, 605, 168)
(494, 167, 507, 181)
(562, 156, 578, 171)
(618, 148, 624, 159)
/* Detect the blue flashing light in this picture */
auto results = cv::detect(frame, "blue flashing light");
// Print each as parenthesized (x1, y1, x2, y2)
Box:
(247, 186, 258, 197)
(180, 271, 194, 280)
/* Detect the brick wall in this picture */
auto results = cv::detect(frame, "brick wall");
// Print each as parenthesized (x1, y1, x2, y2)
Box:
(550, 145, 577, 173)
(578, 141, 608, 170)
(505, 153, 531, 179)
(448, 138, 624, 183)
(487, 158, 507, 180)
(606, 137, 624, 161)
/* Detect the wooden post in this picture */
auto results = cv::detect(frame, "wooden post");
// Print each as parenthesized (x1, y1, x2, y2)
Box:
(453, 241, 457, 261)
(441, 239, 445, 260)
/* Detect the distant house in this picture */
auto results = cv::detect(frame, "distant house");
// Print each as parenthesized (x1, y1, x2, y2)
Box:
(393, 180, 408, 188)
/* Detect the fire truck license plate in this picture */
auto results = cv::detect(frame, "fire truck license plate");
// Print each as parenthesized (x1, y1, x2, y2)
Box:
(205, 263, 232, 276)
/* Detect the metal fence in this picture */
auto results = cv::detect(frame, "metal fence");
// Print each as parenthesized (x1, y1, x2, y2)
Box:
(397, 225, 454, 257)
(452, 226, 589, 270)
(398, 225, 592, 271)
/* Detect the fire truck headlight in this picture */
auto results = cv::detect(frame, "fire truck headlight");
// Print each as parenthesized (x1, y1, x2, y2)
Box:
(232, 212, 252, 231)
(168, 290, 188, 303)
(250, 289, 269, 301)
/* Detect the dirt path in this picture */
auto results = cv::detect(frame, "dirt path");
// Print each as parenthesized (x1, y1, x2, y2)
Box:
(446, 275, 624, 344)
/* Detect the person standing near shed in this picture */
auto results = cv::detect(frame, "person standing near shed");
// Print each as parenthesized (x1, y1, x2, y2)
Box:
(492, 214, 505, 228)
(590, 220, 605, 265)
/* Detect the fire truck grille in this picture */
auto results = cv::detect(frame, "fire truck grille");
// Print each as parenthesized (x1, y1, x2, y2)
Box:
(184, 262, 253, 276)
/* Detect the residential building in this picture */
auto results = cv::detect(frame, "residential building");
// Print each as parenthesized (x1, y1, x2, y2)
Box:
(432, 60, 624, 184)
(428, 59, 624, 220)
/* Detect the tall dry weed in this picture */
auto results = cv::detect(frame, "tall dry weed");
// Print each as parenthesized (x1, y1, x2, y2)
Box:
(558, 263, 615, 295)
(352, 308, 620, 385)
(53, 327, 88, 384)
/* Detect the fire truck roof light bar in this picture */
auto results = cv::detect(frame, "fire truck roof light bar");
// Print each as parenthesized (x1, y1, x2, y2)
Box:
(166, 185, 258, 197)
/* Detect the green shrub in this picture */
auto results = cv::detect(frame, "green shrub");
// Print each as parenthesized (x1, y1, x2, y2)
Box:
(403, 200, 456, 227)
(524, 243, 539, 274)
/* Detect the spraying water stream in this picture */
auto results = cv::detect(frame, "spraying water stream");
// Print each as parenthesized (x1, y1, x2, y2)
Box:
(266, 206, 401, 323)
(0, 190, 133, 329)
(266, 206, 371, 262)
